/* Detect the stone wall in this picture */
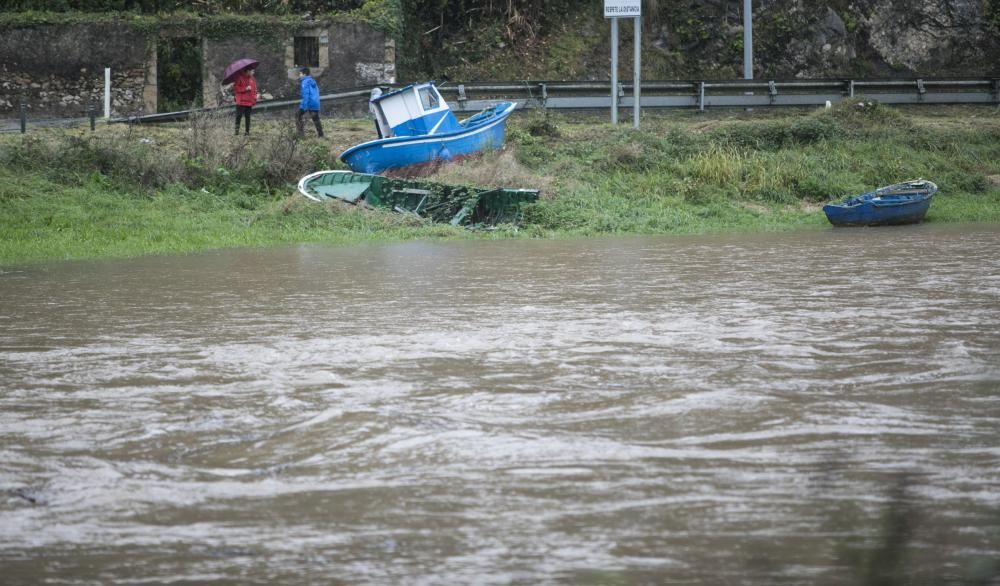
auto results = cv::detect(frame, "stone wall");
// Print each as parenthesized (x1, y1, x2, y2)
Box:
(203, 22, 395, 110)
(0, 17, 396, 118)
(0, 23, 148, 117)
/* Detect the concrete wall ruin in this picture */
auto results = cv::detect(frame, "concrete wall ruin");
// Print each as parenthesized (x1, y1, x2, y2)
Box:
(205, 22, 395, 109)
(0, 17, 396, 118)
(0, 23, 148, 117)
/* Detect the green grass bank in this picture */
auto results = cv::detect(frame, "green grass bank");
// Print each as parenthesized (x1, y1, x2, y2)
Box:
(2, 102, 999, 266)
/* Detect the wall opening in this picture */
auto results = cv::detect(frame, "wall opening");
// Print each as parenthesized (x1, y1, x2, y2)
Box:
(157, 37, 202, 112)
(294, 36, 320, 68)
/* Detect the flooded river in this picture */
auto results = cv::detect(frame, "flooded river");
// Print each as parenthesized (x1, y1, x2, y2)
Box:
(2, 224, 999, 585)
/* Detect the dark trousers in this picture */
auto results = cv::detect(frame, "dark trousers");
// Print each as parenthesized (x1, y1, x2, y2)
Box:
(235, 105, 252, 135)
(297, 109, 324, 137)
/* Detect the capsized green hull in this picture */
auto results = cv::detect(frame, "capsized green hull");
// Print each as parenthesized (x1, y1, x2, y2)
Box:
(297, 170, 539, 227)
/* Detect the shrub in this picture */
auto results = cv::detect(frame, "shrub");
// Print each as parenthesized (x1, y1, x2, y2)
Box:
(788, 115, 839, 144)
(432, 149, 549, 192)
(827, 98, 912, 131)
(526, 116, 560, 138)
(711, 115, 838, 150)
(686, 145, 747, 185)
(604, 141, 654, 172)
(0, 130, 181, 189)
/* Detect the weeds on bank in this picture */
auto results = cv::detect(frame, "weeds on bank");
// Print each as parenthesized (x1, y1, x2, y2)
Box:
(1, 103, 999, 264)
(0, 112, 469, 264)
(0, 110, 337, 194)
(504, 104, 1000, 235)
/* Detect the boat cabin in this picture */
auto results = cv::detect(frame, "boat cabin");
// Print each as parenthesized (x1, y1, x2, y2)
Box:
(370, 82, 463, 139)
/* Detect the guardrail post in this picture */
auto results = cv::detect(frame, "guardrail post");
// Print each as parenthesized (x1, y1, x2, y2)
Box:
(20, 95, 27, 134)
(457, 84, 467, 105)
(916, 79, 925, 102)
(89, 103, 96, 131)
(848, 79, 855, 98)
(768, 80, 777, 104)
(993, 79, 1000, 103)
(540, 83, 548, 112)
(698, 81, 705, 112)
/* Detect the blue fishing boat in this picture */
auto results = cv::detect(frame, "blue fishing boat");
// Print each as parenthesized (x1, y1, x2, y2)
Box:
(340, 81, 517, 175)
(823, 179, 937, 227)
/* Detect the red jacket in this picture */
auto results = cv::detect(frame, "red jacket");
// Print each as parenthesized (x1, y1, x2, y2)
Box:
(234, 72, 257, 107)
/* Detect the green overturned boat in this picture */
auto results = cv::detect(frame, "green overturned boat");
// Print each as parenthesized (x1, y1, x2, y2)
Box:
(297, 170, 539, 227)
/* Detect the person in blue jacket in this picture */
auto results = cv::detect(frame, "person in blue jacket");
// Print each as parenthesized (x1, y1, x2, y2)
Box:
(297, 67, 324, 138)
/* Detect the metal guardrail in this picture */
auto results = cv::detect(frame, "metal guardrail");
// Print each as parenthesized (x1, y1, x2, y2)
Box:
(436, 78, 1000, 113)
(113, 88, 375, 124)
(3, 77, 998, 132)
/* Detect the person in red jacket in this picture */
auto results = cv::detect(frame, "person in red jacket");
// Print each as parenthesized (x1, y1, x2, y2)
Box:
(233, 66, 257, 136)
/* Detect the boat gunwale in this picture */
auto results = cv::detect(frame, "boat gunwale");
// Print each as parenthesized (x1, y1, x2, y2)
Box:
(825, 180, 938, 210)
(339, 102, 517, 160)
(297, 170, 370, 202)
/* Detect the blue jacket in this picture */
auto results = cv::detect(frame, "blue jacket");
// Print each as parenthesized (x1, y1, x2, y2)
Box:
(299, 75, 320, 111)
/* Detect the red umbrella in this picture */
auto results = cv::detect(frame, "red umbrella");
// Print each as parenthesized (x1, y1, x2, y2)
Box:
(222, 58, 258, 85)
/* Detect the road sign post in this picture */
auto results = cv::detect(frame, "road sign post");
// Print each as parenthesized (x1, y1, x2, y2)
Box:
(633, 14, 640, 129)
(610, 17, 618, 125)
(604, 0, 641, 128)
(743, 0, 753, 80)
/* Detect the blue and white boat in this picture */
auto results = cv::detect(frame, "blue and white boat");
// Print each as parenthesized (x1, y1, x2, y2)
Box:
(823, 179, 937, 227)
(340, 81, 517, 174)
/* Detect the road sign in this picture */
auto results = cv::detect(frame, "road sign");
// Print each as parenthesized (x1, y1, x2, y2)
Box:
(605, 1, 641, 128)
(604, 0, 640, 18)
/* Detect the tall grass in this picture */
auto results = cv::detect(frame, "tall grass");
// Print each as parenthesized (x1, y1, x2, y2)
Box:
(508, 104, 1000, 235)
(0, 110, 335, 193)
(2, 103, 999, 265)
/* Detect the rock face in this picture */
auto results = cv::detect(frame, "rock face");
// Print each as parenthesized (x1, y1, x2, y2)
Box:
(656, 0, 1000, 78)
(787, 0, 997, 76)
(861, 0, 992, 73)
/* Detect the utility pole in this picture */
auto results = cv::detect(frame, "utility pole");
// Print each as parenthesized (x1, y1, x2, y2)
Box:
(743, 0, 753, 80)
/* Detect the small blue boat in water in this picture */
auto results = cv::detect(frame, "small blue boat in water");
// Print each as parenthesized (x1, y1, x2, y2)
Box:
(340, 81, 517, 175)
(823, 179, 937, 227)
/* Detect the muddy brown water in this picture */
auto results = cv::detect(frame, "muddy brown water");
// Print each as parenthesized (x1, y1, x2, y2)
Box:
(1, 224, 999, 585)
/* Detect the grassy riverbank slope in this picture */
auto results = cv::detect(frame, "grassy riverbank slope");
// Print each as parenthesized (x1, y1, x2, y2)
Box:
(2, 103, 999, 266)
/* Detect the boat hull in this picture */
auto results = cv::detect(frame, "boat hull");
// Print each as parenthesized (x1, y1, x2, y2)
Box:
(823, 181, 936, 227)
(297, 170, 538, 227)
(340, 102, 516, 174)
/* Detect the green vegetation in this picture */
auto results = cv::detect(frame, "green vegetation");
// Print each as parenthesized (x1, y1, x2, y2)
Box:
(3, 1, 996, 80)
(2, 103, 999, 266)
(157, 37, 202, 112)
(989, 0, 1000, 29)
(0, 0, 364, 16)
(0, 1, 402, 38)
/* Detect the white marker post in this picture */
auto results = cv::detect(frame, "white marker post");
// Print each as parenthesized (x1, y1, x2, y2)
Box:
(104, 67, 111, 119)
(604, 0, 641, 128)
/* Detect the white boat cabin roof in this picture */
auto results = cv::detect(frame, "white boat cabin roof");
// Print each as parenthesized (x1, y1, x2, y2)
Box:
(370, 82, 461, 139)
